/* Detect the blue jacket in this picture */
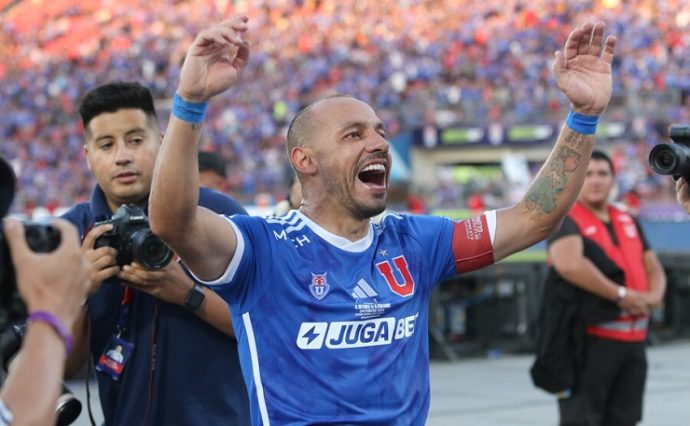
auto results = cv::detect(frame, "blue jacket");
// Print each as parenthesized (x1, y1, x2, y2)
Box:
(62, 186, 250, 425)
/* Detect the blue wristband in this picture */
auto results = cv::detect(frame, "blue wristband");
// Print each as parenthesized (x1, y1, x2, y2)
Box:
(565, 110, 599, 135)
(171, 93, 209, 125)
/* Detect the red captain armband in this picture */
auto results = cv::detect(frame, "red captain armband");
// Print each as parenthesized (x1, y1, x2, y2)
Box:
(452, 213, 495, 273)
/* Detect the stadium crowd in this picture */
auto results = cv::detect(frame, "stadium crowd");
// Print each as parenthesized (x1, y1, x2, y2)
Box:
(0, 0, 688, 215)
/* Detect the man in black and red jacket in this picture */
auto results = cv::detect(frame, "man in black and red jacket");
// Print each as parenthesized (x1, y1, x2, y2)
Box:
(535, 150, 666, 426)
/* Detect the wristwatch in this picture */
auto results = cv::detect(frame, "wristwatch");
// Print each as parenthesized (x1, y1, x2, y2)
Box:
(184, 283, 206, 311)
(614, 286, 627, 304)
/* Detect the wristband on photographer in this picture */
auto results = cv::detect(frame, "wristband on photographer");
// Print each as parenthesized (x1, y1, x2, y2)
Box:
(27, 310, 74, 354)
(171, 93, 209, 125)
(565, 110, 599, 135)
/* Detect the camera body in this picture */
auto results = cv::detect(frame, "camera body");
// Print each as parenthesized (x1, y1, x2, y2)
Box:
(648, 125, 690, 181)
(0, 156, 62, 328)
(0, 224, 61, 326)
(0, 156, 82, 425)
(94, 204, 172, 269)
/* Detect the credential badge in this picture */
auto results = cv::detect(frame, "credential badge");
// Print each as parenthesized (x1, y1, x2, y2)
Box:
(309, 273, 330, 300)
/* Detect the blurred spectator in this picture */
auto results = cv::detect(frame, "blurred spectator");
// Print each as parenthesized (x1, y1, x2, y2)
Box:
(622, 187, 642, 216)
(467, 192, 486, 216)
(272, 175, 302, 216)
(198, 151, 228, 193)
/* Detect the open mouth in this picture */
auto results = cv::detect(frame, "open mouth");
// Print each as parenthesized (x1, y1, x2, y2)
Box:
(358, 163, 387, 187)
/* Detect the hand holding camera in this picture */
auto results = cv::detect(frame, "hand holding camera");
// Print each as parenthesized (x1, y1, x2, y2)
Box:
(4, 218, 89, 331)
(93, 204, 173, 269)
(118, 260, 199, 307)
(81, 204, 174, 295)
(675, 178, 690, 215)
(81, 223, 120, 296)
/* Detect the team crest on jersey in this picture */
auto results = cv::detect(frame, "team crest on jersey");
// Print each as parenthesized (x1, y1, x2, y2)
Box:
(309, 273, 331, 300)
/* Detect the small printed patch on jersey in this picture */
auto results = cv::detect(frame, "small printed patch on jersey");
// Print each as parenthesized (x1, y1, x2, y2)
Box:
(309, 272, 331, 300)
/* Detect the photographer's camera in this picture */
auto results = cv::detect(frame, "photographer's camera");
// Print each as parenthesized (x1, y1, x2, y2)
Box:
(0, 156, 81, 425)
(94, 204, 173, 269)
(649, 125, 690, 180)
(0, 156, 62, 325)
(0, 222, 61, 324)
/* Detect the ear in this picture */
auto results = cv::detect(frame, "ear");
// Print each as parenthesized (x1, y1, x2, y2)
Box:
(291, 146, 317, 175)
(83, 144, 93, 172)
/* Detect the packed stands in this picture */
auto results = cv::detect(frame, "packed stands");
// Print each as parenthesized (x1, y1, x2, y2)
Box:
(1, 0, 688, 216)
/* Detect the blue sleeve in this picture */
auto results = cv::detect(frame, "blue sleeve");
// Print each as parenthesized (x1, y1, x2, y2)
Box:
(198, 187, 247, 216)
(382, 213, 456, 287)
(410, 214, 457, 285)
(198, 214, 263, 310)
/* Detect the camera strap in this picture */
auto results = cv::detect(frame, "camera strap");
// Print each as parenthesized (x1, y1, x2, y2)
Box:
(115, 287, 135, 338)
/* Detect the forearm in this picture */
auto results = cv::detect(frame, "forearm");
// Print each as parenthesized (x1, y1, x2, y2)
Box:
(64, 307, 90, 378)
(1, 323, 65, 426)
(521, 126, 595, 239)
(645, 253, 667, 305)
(143, 270, 234, 336)
(149, 115, 202, 242)
(556, 257, 620, 302)
(195, 289, 234, 337)
(493, 126, 596, 261)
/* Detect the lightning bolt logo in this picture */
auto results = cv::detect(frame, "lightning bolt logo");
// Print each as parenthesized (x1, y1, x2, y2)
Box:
(296, 323, 328, 349)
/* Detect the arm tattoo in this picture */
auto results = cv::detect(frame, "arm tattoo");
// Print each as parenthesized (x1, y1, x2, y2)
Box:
(563, 130, 589, 150)
(525, 142, 584, 214)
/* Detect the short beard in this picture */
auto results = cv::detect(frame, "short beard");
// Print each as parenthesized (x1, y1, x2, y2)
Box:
(350, 198, 387, 220)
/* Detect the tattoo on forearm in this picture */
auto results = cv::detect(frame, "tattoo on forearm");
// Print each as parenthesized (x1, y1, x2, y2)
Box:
(563, 131, 589, 149)
(525, 143, 583, 214)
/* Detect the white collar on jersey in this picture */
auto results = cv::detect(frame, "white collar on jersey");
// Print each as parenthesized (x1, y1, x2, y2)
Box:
(296, 211, 374, 252)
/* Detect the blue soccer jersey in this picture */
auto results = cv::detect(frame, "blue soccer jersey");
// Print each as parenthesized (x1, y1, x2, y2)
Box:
(199, 210, 495, 425)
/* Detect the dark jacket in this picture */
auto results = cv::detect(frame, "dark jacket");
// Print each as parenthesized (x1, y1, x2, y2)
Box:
(62, 186, 250, 425)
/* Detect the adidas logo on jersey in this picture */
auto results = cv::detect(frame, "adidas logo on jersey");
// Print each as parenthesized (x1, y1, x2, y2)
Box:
(351, 278, 378, 299)
(296, 313, 419, 350)
(352, 279, 390, 319)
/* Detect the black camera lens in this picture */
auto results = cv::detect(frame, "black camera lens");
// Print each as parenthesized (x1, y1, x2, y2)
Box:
(24, 223, 61, 253)
(56, 384, 82, 426)
(129, 229, 173, 269)
(649, 143, 690, 178)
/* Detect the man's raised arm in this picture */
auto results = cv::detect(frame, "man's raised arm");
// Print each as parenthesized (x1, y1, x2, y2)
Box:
(491, 22, 617, 262)
(150, 17, 250, 281)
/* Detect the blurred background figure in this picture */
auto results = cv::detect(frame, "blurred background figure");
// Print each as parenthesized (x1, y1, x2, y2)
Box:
(272, 175, 302, 216)
(198, 151, 228, 193)
(532, 150, 666, 426)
